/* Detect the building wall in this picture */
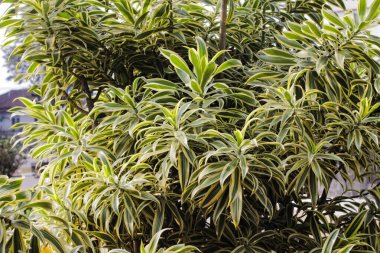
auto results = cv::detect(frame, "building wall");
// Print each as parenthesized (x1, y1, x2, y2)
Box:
(0, 112, 34, 132)
(0, 112, 12, 131)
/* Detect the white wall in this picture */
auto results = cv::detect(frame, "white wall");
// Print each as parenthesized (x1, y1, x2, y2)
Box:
(0, 112, 34, 131)
(0, 112, 13, 130)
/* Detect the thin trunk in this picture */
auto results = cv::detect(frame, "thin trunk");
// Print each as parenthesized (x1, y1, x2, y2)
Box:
(169, 0, 174, 33)
(218, 0, 228, 63)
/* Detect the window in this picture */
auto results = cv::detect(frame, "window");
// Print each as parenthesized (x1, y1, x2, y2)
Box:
(11, 116, 20, 125)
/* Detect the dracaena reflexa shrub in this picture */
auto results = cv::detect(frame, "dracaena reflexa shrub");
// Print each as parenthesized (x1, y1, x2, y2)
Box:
(1, 0, 380, 252)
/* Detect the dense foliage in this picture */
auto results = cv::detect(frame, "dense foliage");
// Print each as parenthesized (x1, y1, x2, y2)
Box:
(0, 139, 23, 177)
(0, 0, 379, 252)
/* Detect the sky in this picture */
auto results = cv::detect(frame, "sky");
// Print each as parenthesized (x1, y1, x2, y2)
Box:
(0, 4, 29, 95)
(0, 1, 378, 95)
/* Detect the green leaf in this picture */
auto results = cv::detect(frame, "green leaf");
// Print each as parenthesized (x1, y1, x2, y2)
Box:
(152, 203, 165, 237)
(200, 62, 217, 87)
(246, 71, 283, 83)
(0, 19, 22, 28)
(322, 10, 346, 28)
(145, 229, 169, 253)
(22, 200, 52, 210)
(145, 78, 178, 91)
(40, 229, 66, 253)
(305, 20, 322, 37)
(178, 152, 190, 190)
(215, 59, 241, 75)
(114, 2, 134, 24)
(170, 54, 192, 76)
(259, 55, 296, 65)
(109, 250, 131, 253)
(29, 235, 40, 253)
(358, 0, 367, 21)
(135, 29, 162, 40)
(335, 50, 345, 69)
(365, 0, 380, 21)
(262, 48, 296, 59)
(32, 143, 55, 158)
(27, 62, 39, 73)
(310, 215, 322, 244)
(196, 37, 207, 59)
(220, 160, 237, 186)
(373, 78, 380, 94)
(276, 35, 304, 50)
(309, 171, 318, 207)
(230, 181, 242, 227)
(316, 56, 328, 74)
(230, 92, 256, 105)
(322, 229, 340, 253)
(12, 228, 25, 253)
(174, 131, 189, 149)
(345, 209, 368, 238)
(0, 178, 22, 197)
(190, 79, 203, 95)
(91, 232, 117, 245)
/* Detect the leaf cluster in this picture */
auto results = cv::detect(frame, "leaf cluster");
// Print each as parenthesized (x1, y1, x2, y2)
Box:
(1, 0, 380, 252)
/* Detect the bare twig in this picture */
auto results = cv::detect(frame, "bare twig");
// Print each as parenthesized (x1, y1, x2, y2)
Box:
(60, 89, 89, 115)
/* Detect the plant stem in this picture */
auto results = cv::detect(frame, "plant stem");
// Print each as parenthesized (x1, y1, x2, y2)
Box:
(219, 0, 228, 63)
